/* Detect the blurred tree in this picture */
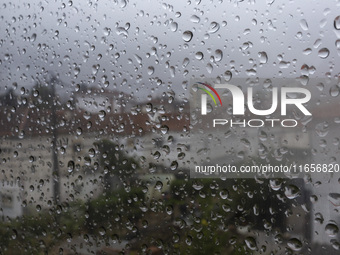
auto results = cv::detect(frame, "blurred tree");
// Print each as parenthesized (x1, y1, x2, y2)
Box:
(0, 88, 17, 107)
(94, 139, 139, 191)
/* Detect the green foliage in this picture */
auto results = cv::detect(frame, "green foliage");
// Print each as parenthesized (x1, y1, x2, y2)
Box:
(85, 187, 145, 234)
(94, 139, 139, 187)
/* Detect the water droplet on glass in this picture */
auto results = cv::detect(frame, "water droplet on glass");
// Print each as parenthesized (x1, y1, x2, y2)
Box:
(245, 237, 257, 250)
(328, 193, 340, 206)
(334, 16, 340, 30)
(155, 181, 163, 191)
(153, 151, 161, 159)
(195, 51, 203, 60)
(303, 48, 312, 55)
(325, 223, 339, 237)
(119, 0, 127, 8)
(160, 125, 169, 134)
(300, 19, 308, 30)
(76, 127, 82, 135)
(99, 110, 106, 120)
(269, 179, 282, 190)
(219, 189, 229, 199)
(287, 238, 303, 251)
(192, 181, 203, 190)
(67, 161, 75, 173)
(170, 22, 178, 32)
(12, 230, 17, 240)
(182, 58, 190, 67)
(224, 70, 232, 81)
(190, 15, 200, 23)
(258, 51, 268, 64)
(147, 66, 154, 75)
(209, 22, 220, 34)
(318, 48, 329, 58)
(329, 85, 339, 97)
(170, 66, 175, 77)
(170, 161, 178, 170)
(284, 184, 300, 199)
(206, 63, 213, 73)
(279, 61, 290, 68)
(99, 227, 106, 236)
(166, 205, 173, 215)
(315, 122, 329, 137)
(182, 31, 193, 42)
(214, 49, 223, 62)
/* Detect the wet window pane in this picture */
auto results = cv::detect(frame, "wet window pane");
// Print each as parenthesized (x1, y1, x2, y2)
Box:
(0, 0, 340, 254)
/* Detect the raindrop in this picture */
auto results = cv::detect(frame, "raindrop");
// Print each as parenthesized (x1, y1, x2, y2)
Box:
(208, 22, 220, 33)
(182, 58, 190, 67)
(258, 51, 268, 64)
(318, 48, 329, 58)
(88, 148, 95, 158)
(270, 179, 282, 190)
(160, 125, 169, 134)
(303, 48, 312, 55)
(219, 189, 229, 199)
(99, 227, 106, 236)
(170, 22, 178, 32)
(331, 240, 340, 250)
(134, 54, 142, 64)
(315, 212, 324, 224)
(300, 19, 308, 30)
(214, 49, 223, 62)
(153, 151, 161, 159)
(328, 193, 340, 206)
(284, 184, 300, 199)
(74, 67, 80, 75)
(170, 66, 175, 77)
(192, 181, 203, 190)
(315, 122, 329, 137)
(67, 161, 75, 173)
(287, 238, 303, 251)
(253, 204, 259, 216)
(119, 0, 127, 8)
(178, 152, 185, 160)
(279, 61, 290, 68)
(76, 127, 82, 135)
(245, 237, 257, 250)
(155, 181, 163, 191)
(224, 71, 232, 81)
(190, 15, 200, 23)
(206, 63, 213, 73)
(147, 66, 154, 75)
(182, 31, 193, 42)
(12, 230, 17, 240)
(103, 27, 110, 36)
(170, 161, 178, 170)
(195, 51, 203, 60)
(325, 223, 339, 237)
(334, 16, 340, 30)
(330, 85, 340, 97)
(99, 110, 106, 120)
(246, 69, 256, 76)
(313, 39, 322, 48)
(166, 205, 173, 215)
(30, 33, 37, 42)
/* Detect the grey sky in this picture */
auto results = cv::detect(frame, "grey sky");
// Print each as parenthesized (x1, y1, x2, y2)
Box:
(0, 0, 339, 101)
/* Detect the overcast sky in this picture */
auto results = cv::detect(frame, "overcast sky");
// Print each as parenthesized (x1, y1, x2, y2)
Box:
(0, 0, 339, 102)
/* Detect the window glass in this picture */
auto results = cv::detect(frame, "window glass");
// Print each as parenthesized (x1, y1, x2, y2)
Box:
(0, 0, 340, 254)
